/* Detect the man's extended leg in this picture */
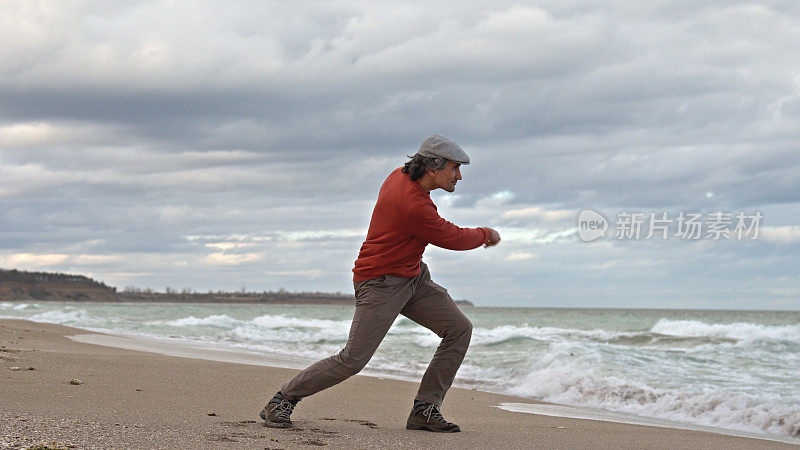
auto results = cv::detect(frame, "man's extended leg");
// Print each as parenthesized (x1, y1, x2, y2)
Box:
(278, 275, 415, 401)
(401, 266, 473, 407)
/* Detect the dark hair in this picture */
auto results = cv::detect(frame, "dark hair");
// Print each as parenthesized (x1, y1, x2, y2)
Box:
(402, 154, 447, 181)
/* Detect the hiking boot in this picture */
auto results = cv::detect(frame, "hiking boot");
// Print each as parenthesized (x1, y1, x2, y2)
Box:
(260, 391, 298, 428)
(406, 401, 461, 433)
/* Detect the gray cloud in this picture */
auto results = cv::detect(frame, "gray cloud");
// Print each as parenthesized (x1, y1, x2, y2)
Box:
(1, 1, 799, 309)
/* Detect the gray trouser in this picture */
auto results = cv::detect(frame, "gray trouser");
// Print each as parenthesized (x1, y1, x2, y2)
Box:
(280, 262, 473, 407)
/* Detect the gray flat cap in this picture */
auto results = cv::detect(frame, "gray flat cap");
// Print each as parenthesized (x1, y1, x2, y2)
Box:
(417, 134, 470, 165)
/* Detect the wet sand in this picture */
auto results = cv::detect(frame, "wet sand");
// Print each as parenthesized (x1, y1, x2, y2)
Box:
(1, 318, 795, 449)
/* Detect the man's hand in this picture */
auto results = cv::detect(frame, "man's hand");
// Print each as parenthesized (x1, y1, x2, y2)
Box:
(483, 228, 501, 247)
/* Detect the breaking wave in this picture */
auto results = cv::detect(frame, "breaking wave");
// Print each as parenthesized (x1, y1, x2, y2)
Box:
(651, 319, 800, 344)
(507, 342, 800, 439)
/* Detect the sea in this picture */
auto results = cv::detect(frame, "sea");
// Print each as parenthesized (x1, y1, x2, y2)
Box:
(1, 301, 799, 443)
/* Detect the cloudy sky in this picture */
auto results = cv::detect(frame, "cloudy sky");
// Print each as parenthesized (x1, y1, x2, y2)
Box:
(2, 1, 799, 309)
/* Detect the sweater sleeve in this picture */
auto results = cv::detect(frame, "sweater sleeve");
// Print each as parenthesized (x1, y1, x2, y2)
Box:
(407, 200, 488, 250)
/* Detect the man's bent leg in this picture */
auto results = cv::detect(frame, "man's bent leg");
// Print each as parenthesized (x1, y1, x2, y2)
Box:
(401, 269, 472, 407)
(279, 275, 414, 401)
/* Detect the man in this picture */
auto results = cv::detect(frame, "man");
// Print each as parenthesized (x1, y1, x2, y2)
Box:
(261, 134, 501, 432)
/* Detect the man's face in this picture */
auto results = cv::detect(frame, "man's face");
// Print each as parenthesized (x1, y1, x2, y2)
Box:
(432, 160, 462, 192)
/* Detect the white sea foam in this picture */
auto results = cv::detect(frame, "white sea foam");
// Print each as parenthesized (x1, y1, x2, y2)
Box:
(149, 314, 354, 344)
(145, 315, 643, 351)
(226, 322, 349, 345)
(157, 314, 242, 328)
(0, 302, 38, 311)
(651, 319, 800, 343)
(412, 324, 640, 348)
(28, 309, 101, 325)
(507, 342, 800, 439)
(251, 314, 352, 331)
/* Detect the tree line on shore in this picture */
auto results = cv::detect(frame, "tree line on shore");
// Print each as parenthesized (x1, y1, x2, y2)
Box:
(0, 268, 473, 306)
(120, 285, 349, 298)
(0, 268, 354, 303)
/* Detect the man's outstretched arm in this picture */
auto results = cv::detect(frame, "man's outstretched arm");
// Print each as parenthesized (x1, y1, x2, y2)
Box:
(407, 204, 500, 250)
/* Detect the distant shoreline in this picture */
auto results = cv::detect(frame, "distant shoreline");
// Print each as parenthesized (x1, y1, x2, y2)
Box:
(0, 267, 474, 306)
(1, 296, 476, 307)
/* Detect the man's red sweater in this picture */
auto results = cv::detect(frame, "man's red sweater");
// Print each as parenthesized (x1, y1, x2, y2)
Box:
(352, 167, 489, 282)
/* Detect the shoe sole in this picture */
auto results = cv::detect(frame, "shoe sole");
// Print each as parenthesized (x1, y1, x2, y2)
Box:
(260, 409, 292, 428)
(406, 423, 461, 433)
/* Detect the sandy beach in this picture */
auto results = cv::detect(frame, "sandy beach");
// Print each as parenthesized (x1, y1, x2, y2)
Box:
(1, 318, 795, 449)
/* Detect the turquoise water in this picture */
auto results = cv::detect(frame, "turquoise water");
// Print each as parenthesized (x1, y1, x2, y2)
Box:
(2, 301, 799, 440)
